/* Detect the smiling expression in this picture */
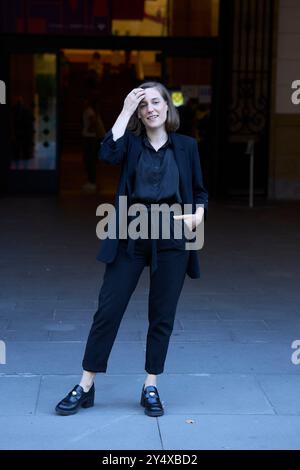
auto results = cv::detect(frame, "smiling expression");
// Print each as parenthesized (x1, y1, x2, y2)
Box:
(137, 87, 168, 131)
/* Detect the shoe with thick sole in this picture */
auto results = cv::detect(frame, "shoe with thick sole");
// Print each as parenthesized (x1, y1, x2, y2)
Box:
(55, 384, 95, 416)
(140, 385, 164, 417)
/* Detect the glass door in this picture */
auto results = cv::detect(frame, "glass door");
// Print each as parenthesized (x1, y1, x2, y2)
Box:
(8, 52, 58, 192)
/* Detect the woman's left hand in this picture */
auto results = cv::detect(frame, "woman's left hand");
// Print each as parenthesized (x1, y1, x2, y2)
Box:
(173, 207, 204, 231)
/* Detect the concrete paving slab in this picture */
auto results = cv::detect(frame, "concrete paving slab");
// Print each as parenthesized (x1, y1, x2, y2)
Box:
(0, 319, 9, 329)
(1, 341, 145, 374)
(230, 329, 300, 344)
(54, 307, 139, 321)
(0, 414, 162, 450)
(263, 319, 300, 332)
(0, 330, 50, 341)
(0, 301, 16, 309)
(14, 301, 57, 314)
(1, 309, 55, 320)
(220, 320, 268, 329)
(165, 329, 233, 342)
(158, 415, 300, 450)
(256, 375, 300, 415)
(52, 300, 98, 309)
(175, 310, 219, 320)
(163, 341, 298, 374)
(155, 374, 274, 415)
(0, 376, 41, 416)
(217, 309, 300, 320)
(49, 329, 140, 342)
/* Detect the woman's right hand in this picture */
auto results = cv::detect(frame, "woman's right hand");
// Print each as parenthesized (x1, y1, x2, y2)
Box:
(122, 88, 146, 116)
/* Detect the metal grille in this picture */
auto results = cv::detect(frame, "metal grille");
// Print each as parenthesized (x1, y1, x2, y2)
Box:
(229, 0, 273, 139)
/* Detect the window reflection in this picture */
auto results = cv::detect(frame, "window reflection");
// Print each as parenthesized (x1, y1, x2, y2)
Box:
(10, 53, 56, 171)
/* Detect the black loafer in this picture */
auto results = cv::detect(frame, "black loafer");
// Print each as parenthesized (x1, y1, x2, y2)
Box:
(140, 385, 164, 417)
(55, 384, 95, 416)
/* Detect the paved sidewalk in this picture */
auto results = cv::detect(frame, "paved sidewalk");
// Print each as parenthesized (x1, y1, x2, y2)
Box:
(0, 196, 300, 450)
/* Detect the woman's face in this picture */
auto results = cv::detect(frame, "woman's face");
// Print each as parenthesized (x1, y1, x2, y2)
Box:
(137, 87, 168, 131)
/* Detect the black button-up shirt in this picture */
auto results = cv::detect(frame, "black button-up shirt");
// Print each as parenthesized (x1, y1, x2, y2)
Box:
(131, 132, 182, 204)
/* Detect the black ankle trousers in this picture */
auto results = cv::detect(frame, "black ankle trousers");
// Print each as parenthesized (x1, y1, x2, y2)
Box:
(82, 237, 189, 375)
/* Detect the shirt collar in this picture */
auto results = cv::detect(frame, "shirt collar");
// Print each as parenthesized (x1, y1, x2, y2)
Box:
(142, 131, 172, 151)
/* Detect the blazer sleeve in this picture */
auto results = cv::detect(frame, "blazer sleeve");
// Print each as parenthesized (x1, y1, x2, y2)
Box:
(191, 139, 208, 221)
(99, 128, 129, 165)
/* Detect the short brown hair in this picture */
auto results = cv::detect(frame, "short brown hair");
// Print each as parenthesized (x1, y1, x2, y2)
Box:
(127, 81, 180, 135)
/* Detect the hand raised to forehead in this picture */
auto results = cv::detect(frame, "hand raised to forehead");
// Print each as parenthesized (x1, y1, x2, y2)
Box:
(123, 88, 146, 116)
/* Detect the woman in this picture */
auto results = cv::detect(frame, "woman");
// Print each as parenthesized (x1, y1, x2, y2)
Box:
(55, 82, 208, 417)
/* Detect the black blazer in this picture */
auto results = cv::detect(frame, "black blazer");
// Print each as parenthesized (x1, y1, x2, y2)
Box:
(96, 129, 208, 279)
